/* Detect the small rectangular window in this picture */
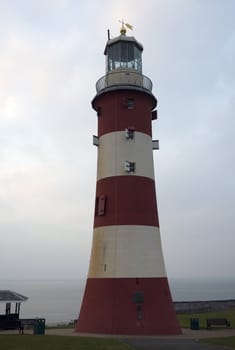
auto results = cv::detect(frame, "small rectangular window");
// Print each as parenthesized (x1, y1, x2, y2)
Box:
(127, 98, 134, 109)
(95, 195, 106, 216)
(98, 194, 106, 216)
(93, 135, 99, 146)
(124, 161, 136, 173)
(152, 110, 158, 120)
(133, 291, 144, 304)
(152, 140, 159, 150)
(129, 162, 135, 172)
(125, 126, 135, 139)
(95, 197, 99, 216)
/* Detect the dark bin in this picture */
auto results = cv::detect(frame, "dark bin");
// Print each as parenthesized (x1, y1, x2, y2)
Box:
(33, 318, 46, 335)
(190, 318, 199, 330)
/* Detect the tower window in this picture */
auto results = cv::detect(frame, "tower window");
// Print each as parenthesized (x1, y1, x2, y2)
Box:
(151, 110, 158, 120)
(127, 98, 134, 109)
(93, 135, 99, 146)
(152, 140, 159, 150)
(133, 291, 144, 304)
(125, 127, 135, 139)
(95, 194, 106, 216)
(123, 98, 135, 109)
(124, 161, 136, 173)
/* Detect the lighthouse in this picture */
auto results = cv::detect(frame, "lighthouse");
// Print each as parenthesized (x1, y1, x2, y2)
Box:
(76, 24, 181, 335)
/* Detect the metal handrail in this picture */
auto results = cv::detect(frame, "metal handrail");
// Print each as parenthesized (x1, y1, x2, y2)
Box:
(96, 70, 153, 93)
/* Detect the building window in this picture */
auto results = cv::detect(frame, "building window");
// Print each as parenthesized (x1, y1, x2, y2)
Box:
(124, 161, 136, 173)
(123, 97, 135, 109)
(152, 140, 159, 150)
(151, 110, 158, 120)
(93, 135, 99, 146)
(125, 126, 135, 139)
(133, 291, 144, 304)
(127, 98, 134, 109)
(95, 194, 106, 216)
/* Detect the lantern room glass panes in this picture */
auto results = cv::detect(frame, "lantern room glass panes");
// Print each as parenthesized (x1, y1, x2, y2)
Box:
(107, 42, 142, 73)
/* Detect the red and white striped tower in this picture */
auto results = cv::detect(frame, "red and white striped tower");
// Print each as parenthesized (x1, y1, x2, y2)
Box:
(76, 25, 181, 335)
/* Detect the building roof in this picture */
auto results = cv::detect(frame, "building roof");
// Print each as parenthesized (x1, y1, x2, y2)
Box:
(0, 290, 28, 302)
(104, 34, 143, 54)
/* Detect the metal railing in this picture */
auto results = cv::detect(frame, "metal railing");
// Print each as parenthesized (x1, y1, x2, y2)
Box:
(96, 70, 153, 93)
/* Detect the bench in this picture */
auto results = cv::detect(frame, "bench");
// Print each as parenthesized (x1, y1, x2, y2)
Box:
(206, 318, 231, 329)
(20, 319, 35, 326)
(19, 319, 37, 334)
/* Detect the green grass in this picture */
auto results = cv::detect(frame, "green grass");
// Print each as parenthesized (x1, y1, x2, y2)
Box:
(201, 336, 235, 348)
(177, 310, 235, 329)
(0, 335, 132, 350)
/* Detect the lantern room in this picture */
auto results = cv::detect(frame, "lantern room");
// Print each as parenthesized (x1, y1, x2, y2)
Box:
(104, 34, 143, 73)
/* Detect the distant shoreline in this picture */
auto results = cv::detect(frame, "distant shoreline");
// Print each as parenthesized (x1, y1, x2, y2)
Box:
(37, 300, 235, 326)
(174, 299, 235, 314)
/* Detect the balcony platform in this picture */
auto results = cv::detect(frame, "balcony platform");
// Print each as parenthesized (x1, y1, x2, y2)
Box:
(96, 69, 153, 94)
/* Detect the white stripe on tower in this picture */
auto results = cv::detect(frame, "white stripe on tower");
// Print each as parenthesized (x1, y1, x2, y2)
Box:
(88, 225, 166, 278)
(97, 131, 155, 180)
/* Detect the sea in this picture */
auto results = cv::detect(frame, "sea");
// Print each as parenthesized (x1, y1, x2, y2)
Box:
(0, 277, 234, 325)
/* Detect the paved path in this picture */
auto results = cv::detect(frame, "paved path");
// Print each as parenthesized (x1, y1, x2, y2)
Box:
(121, 338, 218, 350)
(45, 327, 235, 340)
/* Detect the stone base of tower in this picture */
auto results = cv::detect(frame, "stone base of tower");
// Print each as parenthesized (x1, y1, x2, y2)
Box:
(76, 277, 181, 335)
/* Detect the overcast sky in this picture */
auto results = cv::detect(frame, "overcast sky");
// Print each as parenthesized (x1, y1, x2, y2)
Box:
(0, 0, 235, 281)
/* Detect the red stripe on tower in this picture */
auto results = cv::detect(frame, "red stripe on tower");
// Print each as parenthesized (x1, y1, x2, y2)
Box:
(76, 27, 181, 335)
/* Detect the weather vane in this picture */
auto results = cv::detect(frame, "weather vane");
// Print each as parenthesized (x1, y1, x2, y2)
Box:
(119, 19, 133, 35)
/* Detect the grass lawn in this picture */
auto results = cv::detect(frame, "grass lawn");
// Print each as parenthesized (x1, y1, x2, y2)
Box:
(177, 310, 235, 329)
(201, 336, 235, 348)
(0, 335, 133, 350)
